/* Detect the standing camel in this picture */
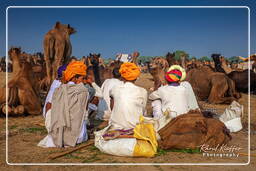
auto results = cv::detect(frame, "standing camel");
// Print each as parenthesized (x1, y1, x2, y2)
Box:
(43, 21, 76, 86)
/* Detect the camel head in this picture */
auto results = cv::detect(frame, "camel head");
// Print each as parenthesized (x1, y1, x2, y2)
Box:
(89, 53, 101, 66)
(211, 54, 221, 64)
(54, 21, 76, 35)
(8, 47, 21, 61)
(166, 52, 175, 66)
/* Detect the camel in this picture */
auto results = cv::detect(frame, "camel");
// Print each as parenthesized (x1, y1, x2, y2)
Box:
(186, 66, 241, 104)
(85, 53, 121, 86)
(147, 56, 170, 90)
(43, 21, 76, 86)
(150, 53, 240, 104)
(0, 48, 42, 115)
(166, 52, 188, 69)
(213, 54, 256, 94)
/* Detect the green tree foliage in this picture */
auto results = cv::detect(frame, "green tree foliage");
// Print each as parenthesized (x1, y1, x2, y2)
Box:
(227, 56, 243, 64)
(199, 56, 211, 61)
(174, 50, 189, 60)
(138, 56, 155, 63)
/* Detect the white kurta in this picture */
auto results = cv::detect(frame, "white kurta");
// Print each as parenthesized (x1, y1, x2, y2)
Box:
(149, 81, 199, 118)
(109, 82, 148, 129)
(101, 78, 124, 119)
(91, 82, 103, 98)
(43, 79, 62, 117)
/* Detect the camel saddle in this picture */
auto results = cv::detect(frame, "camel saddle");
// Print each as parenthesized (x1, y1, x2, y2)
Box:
(158, 111, 232, 150)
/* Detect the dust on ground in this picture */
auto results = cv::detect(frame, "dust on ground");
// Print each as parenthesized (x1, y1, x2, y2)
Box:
(0, 72, 255, 171)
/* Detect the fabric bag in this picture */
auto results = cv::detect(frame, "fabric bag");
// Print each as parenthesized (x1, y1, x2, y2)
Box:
(219, 101, 243, 132)
(94, 116, 158, 157)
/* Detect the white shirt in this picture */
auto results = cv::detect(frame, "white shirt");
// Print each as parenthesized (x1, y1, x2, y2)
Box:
(149, 81, 199, 118)
(43, 79, 61, 117)
(101, 78, 123, 111)
(91, 82, 103, 98)
(109, 82, 148, 129)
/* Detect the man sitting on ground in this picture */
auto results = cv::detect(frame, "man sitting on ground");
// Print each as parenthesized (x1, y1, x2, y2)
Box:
(99, 68, 124, 120)
(38, 61, 89, 147)
(43, 64, 67, 132)
(109, 62, 147, 129)
(149, 65, 199, 119)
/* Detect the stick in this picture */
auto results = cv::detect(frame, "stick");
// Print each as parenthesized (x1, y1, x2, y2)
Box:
(48, 140, 94, 160)
(238, 153, 256, 157)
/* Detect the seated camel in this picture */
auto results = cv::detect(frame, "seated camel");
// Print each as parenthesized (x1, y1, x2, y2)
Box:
(0, 48, 42, 115)
(186, 66, 241, 104)
(214, 54, 256, 94)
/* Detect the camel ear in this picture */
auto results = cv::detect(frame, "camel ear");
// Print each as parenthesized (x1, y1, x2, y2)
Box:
(55, 21, 61, 29)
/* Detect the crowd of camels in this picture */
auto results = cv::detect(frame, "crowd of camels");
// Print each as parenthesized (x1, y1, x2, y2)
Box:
(0, 21, 255, 116)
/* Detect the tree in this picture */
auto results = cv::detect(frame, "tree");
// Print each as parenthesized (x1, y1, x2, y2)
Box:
(138, 56, 155, 63)
(199, 56, 210, 62)
(174, 50, 189, 60)
(227, 56, 242, 64)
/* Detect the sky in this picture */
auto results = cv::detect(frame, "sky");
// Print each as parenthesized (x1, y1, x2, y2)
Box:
(1, 0, 256, 59)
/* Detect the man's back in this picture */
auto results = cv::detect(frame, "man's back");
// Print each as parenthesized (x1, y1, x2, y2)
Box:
(110, 82, 147, 129)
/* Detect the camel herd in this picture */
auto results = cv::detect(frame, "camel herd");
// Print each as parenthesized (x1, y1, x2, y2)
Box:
(0, 21, 256, 116)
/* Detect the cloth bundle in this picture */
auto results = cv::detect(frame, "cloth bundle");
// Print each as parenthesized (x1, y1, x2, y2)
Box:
(219, 101, 243, 132)
(95, 116, 158, 157)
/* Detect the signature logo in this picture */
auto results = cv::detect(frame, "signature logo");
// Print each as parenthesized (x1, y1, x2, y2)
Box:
(198, 144, 243, 158)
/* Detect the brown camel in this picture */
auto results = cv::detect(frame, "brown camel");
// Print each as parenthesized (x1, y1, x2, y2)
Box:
(148, 57, 169, 90)
(213, 54, 256, 94)
(85, 53, 121, 86)
(186, 65, 241, 104)
(0, 48, 42, 115)
(43, 21, 76, 86)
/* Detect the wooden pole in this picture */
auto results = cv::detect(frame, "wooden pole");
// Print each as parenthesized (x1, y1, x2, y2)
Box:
(48, 140, 94, 160)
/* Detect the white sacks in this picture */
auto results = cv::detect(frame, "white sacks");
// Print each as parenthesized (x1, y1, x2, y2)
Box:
(219, 101, 243, 132)
(94, 126, 136, 156)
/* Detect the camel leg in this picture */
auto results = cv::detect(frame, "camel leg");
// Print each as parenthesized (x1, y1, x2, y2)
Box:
(52, 45, 65, 81)
(44, 54, 52, 85)
(13, 105, 25, 115)
(1, 104, 12, 115)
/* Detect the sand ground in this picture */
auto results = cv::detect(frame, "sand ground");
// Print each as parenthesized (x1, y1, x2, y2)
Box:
(0, 72, 255, 171)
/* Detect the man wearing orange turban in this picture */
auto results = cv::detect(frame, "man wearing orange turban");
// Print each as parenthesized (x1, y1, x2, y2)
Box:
(109, 62, 147, 129)
(63, 61, 87, 83)
(149, 65, 199, 120)
(38, 61, 90, 148)
(119, 62, 141, 81)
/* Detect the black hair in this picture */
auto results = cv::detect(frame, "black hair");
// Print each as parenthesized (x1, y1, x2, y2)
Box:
(112, 67, 121, 78)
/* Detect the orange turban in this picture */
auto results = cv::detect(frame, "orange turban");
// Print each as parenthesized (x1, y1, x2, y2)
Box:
(119, 62, 140, 81)
(64, 61, 87, 82)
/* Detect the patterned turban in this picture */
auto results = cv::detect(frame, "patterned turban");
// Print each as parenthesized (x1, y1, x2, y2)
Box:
(119, 62, 141, 81)
(57, 64, 67, 78)
(64, 61, 87, 82)
(165, 65, 186, 83)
